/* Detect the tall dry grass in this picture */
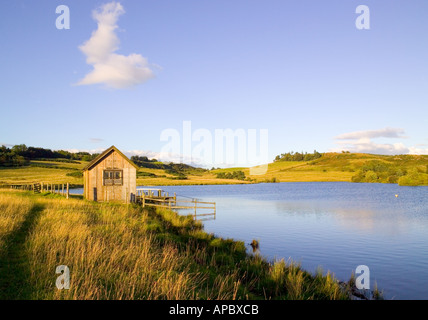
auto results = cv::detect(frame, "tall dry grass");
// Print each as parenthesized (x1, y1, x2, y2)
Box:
(0, 190, 34, 253)
(24, 197, 206, 299)
(0, 190, 353, 300)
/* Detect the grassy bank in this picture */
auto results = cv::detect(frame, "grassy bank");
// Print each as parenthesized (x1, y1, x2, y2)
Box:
(0, 190, 355, 300)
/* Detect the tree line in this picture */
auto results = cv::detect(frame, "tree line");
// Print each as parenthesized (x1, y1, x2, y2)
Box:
(130, 156, 206, 180)
(216, 171, 246, 181)
(274, 150, 322, 162)
(351, 160, 428, 186)
(0, 144, 98, 167)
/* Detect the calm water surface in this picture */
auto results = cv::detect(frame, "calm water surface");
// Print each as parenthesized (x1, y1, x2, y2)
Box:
(145, 182, 428, 300)
(72, 182, 428, 299)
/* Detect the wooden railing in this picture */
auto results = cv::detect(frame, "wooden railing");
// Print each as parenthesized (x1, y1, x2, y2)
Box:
(135, 189, 216, 220)
(3, 182, 72, 199)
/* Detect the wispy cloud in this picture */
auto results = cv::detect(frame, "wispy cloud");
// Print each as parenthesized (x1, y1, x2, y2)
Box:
(77, 2, 154, 89)
(90, 138, 104, 143)
(66, 148, 106, 154)
(126, 149, 205, 167)
(335, 127, 407, 140)
(0, 142, 14, 147)
(332, 139, 409, 155)
(332, 127, 428, 155)
(408, 146, 428, 155)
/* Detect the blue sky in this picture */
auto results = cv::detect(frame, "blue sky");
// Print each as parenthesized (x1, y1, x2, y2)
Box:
(0, 0, 427, 167)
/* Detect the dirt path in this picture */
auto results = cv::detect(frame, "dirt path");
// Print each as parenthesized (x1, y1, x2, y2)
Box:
(0, 202, 44, 299)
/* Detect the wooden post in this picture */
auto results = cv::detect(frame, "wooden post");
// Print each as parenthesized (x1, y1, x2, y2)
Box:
(142, 193, 145, 208)
(66, 183, 69, 199)
(194, 199, 197, 218)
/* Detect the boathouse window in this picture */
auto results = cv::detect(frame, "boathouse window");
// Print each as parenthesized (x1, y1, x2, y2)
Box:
(103, 170, 123, 186)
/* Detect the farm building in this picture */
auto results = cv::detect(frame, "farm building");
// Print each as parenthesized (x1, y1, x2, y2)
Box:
(82, 146, 138, 202)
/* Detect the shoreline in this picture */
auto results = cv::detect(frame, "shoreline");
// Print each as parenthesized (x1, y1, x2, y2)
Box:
(0, 189, 382, 300)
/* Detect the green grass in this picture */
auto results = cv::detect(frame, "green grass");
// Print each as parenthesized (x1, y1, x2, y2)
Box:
(0, 160, 88, 185)
(246, 153, 428, 186)
(0, 190, 356, 300)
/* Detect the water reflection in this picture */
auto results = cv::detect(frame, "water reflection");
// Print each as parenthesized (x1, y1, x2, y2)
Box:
(273, 201, 412, 236)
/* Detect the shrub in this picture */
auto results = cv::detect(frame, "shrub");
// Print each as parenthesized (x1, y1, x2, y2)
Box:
(365, 170, 378, 182)
(216, 171, 246, 181)
(66, 171, 83, 178)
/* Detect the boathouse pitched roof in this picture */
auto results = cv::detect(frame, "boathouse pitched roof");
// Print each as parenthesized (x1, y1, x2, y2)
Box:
(82, 145, 139, 171)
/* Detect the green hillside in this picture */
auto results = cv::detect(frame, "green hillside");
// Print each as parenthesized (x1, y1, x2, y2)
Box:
(1, 145, 427, 186)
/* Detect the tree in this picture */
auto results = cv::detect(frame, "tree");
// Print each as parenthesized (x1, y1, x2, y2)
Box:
(365, 170, 378, 182)
(11, 144, 27, 154)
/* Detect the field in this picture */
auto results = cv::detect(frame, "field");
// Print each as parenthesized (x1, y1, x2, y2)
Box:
(0, 189, 353, 300)
(0, 153, 427, 186)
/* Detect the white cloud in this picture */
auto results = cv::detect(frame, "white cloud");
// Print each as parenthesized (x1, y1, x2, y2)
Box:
(332, 139, 409, 155)
(126, 149, 206, 167)
(0, 142, 14, 147)
(66, 148, 106, 154)
(408, 146, 428, 155)
(332, 127, 428, 155)
(335, 127, 407, 140)
(77, 2, 154, 89)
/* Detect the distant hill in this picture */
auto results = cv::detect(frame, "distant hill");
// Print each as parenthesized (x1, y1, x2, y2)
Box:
(263, 152, 428, 186)
(1, 144, 427, 186)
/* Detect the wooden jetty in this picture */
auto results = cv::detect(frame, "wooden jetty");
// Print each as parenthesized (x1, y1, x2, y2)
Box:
(135, 188, 216, 220)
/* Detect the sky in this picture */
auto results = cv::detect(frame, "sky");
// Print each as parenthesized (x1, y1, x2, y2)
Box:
(0, 0, 427, 167)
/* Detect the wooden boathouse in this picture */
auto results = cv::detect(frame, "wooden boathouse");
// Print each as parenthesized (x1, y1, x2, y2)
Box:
(80, 145, 216, 219)
(82, 146, 138, 202)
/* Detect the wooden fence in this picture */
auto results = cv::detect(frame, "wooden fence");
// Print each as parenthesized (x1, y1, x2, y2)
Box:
(1, 185, 216, 220)
(4, 182, 72, 199)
